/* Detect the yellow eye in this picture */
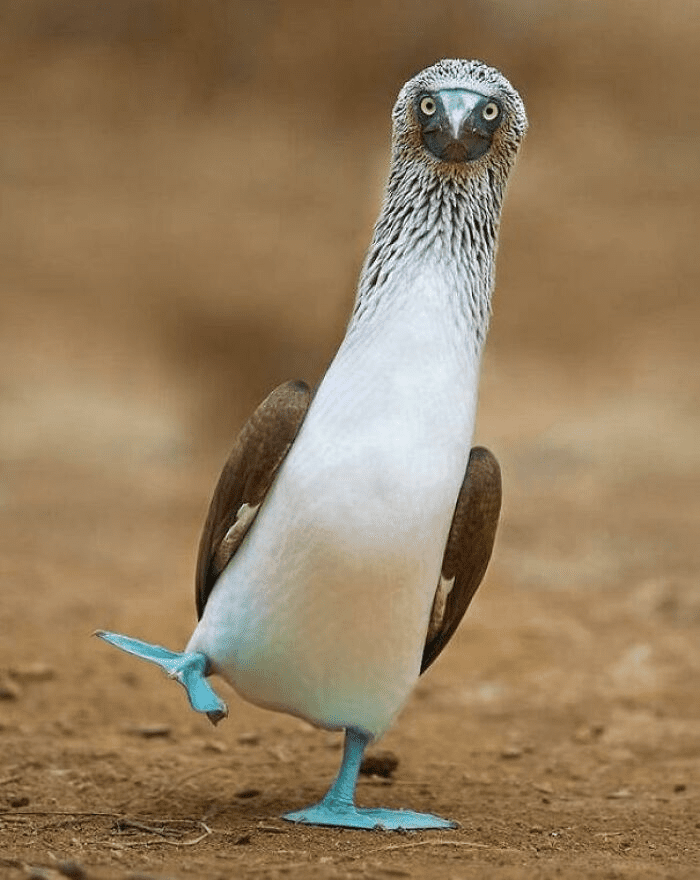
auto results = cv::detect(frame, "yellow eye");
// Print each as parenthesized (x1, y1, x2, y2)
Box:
(419, 96, 437, 116)
(482, 101, 500, 121)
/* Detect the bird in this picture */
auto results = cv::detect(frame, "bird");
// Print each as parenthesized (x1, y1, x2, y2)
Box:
(96, 58, 527, 831)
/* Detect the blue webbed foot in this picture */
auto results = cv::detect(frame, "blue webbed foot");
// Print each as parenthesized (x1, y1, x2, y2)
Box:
(282, 727, 457, 831)
(94, 630, 228, 725)
(283, 801, 456, 830)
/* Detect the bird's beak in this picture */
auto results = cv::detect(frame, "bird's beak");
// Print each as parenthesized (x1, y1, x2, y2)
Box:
(423, 89, 491, 163)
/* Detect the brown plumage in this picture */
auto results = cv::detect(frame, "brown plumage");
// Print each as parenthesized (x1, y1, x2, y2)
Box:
(195, 380, 311, 618)
(421, 446, 501, 672)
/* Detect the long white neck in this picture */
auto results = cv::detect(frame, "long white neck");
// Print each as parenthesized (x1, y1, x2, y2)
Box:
(347, 161, 504, 354)
(309, 164, 504, 445)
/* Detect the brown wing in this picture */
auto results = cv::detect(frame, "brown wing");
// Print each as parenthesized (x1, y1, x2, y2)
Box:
(420, 446, 501, 673)
(195, 380, 312, 618)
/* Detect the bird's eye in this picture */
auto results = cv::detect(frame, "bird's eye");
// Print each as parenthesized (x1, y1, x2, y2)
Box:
(482, 101, 500, 121)
(419, 96, 437, 116)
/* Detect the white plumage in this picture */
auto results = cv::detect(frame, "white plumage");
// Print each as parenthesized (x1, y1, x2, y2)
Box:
(188, 261, 480, 737)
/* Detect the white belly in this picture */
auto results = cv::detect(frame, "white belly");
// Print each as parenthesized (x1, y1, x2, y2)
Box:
(188, 278, 481, 738)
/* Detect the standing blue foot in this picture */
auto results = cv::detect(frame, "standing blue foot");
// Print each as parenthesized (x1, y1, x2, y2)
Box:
(283, 727, 457, 831)
(94, 630, 228, 725)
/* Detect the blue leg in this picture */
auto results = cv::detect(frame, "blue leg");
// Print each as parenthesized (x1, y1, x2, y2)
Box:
(94, 630, 228, 725)
(283, 727, 456, 830)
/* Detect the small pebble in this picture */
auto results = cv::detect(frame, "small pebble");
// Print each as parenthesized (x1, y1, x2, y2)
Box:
(234, 787, 261, 799)
(56, 861, 88, 880)
(128, 724, 171, 738)
(674, 783, 687, 793)
(607, 788, 633, 799)
(500, 746, 523, 759)
(359, 750, 400, 779)
(572, 724, 605, 744)
(10, 796, 30, 808)
(0, 676, 21, 700)
(238, 731, 261, 745)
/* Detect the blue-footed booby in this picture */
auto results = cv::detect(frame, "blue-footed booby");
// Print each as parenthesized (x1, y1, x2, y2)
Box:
(97, 58, 527, 831)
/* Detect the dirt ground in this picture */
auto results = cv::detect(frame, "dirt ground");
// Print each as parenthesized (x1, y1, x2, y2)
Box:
(1, 3, 699, 878)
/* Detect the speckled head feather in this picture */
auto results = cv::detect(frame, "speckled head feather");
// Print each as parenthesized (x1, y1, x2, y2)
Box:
(351, 60, 527, 339)
(392, 59, 528, 183)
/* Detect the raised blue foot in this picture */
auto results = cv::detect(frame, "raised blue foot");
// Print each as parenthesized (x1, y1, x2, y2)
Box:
(282, 727, 457, 831)
(94, 630, 228, 725)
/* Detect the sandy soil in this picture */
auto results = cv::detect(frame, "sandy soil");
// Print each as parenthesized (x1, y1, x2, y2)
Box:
(1, 4, 699, 878)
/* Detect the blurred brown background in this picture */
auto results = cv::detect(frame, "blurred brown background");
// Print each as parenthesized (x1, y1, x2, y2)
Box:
(1, 3, 699, 877)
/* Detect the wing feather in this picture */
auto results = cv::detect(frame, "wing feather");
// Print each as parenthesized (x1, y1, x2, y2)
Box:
(195, 380, 312, 618)
(421, 446, 501, 673)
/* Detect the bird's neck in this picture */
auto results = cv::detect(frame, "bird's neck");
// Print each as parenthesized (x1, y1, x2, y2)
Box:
(348, 165, 504, 356)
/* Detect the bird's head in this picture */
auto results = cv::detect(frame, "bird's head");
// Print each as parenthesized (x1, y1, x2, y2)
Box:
(392, 59, 527, 182)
